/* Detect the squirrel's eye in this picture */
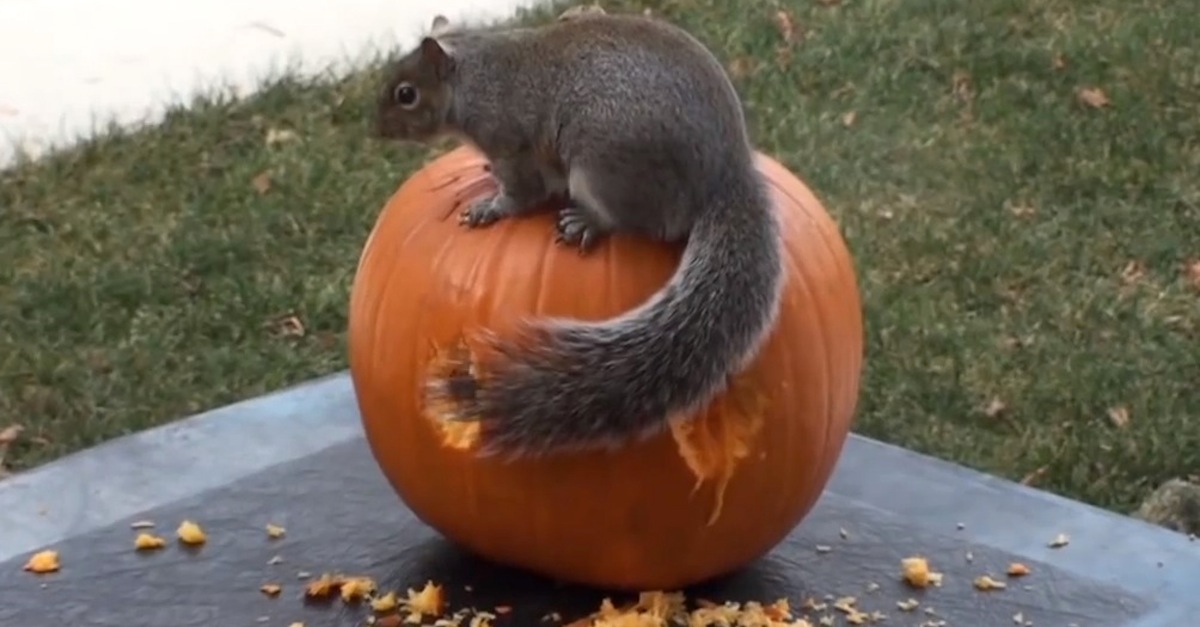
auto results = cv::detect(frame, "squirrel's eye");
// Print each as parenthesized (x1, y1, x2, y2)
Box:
(393, 83, 420, 109)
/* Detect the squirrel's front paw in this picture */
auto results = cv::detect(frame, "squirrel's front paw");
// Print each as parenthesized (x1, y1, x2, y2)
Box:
(555, 205, 608, 254)
(460, 194, 516, 228)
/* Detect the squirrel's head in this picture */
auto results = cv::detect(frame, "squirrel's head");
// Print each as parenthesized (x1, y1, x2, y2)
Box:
(375, 16, 457, 143)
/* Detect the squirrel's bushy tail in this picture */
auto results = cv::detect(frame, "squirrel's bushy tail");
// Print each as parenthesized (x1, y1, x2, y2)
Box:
(432, 174, 784, 458)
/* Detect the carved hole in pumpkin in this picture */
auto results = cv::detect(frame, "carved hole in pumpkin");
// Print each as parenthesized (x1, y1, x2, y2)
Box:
(422, 335, 484, 451)
(669, 377, 768, 526)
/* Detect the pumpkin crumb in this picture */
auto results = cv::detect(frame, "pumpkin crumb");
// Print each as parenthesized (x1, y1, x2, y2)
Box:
(371, 591, 398, 613)
(134, 533, 167, 551)
(901, 556, 943, 588)
(176, 520, 207, 545)
(340, 576, 377, 602)
(562, 591, 810, 626)
(23, 550, 60, 574)
(1006, 562, 1031, 577)
(973, 575, 1007, 591)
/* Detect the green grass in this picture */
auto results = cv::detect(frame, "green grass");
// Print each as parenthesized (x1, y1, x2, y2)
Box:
(1, 0, 1197, 513)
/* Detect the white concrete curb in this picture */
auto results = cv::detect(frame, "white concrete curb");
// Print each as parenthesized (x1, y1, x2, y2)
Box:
(0, 0, 544, 169)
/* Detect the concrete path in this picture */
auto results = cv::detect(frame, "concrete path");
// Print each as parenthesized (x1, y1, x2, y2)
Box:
(0, 0, 541, 168)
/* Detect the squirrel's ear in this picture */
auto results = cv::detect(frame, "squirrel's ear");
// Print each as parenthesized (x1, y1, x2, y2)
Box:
(430, 15, 451, 36)
(419, 37, 455, 79)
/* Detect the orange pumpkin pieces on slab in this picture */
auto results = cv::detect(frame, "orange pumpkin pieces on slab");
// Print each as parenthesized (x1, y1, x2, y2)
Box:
(348, 146, 864, 590)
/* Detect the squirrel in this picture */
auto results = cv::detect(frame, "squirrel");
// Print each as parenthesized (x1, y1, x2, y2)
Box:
(374, 8, 785, 459)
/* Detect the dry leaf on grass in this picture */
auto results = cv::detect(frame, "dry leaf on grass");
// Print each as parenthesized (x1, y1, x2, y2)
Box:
(1184, 259, 1200, 291)
(773, 10, 797, 43)
(1077, 87, 1111, 108)
(952, 70, 974, 103)
(1008, 204, 1036, 218)
(983, 397, 1007, 418)
(265, 128, 299, 146)
(1107, 406, 1131, 429)
(251, 172, 273, 194)
(266, 314, 306, 338)
(1020, 466, 1048, 486)
(0, 424, 23, 444)
(1052, 52, 1068, 70)
(726, 57, 758, 80)
(1120, 260, 1146, 286)
(841, 111, 857, 127)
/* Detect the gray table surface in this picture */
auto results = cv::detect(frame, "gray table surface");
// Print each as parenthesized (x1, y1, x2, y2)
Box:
(1, 372, 1197, 627)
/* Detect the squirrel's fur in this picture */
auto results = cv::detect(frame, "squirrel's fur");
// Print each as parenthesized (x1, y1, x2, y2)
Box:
(375, 9, 784, 459)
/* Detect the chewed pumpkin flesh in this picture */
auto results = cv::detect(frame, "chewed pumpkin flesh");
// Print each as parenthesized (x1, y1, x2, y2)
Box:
(349, 146, 864, 590)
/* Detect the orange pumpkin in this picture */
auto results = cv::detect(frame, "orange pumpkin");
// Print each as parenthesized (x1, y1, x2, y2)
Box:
(348, 146, 864, 591)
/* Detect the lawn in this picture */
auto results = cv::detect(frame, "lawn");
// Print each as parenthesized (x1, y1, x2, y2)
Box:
(1, 0, 1197, 514)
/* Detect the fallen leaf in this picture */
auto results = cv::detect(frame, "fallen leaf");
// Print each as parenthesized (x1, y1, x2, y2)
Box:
(1184, 258, 1200, 291)
(952, 70, 974, 103)
(1077, 87, 1110, 108)
(1107, 406, 1130, 429)
(773, 10, 797, 42)
(0, 424, 23, 444)
(983, 397, 1007, 418)
(1048, 533, 1070, 548)
(1052, 52, 1068, 70)
(265, 128, 299, 146)
(260, 583, 282, 596)
(1008, 204, 1036, 218)
(841, 111, 857, 127)
(265, 523, 286, 539)
(726, 57, 757, 80)
(1120, 260, 1146, 286)
(1020, 466, 1048, 486)
(251, 172, 272, 194)
(267, 314, 306, 338)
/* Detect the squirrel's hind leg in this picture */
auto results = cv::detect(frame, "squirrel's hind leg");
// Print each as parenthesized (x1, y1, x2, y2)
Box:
(462, 154, 555, 228)
(556, 166, 616, 253)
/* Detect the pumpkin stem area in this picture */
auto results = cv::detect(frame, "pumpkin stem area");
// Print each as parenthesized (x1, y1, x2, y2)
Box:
(421, 334, 767, 524)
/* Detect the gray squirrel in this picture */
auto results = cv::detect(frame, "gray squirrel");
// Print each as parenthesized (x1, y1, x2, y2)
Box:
(374, 8, 785, 458)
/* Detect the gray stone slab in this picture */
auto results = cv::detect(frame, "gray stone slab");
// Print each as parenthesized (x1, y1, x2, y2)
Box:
(1, 372, 1197, 627)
